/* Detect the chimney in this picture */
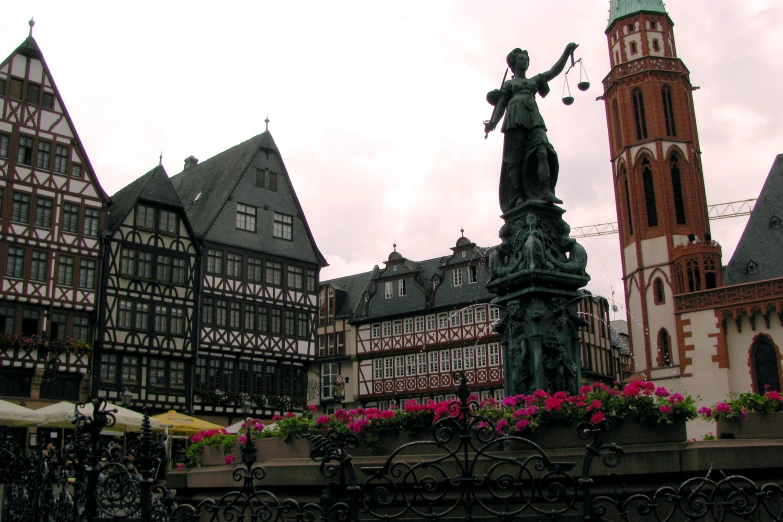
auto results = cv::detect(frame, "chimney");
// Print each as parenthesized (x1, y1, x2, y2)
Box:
(184, 156, 199, 170)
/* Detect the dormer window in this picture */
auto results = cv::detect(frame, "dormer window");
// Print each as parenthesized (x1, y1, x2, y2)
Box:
(398, 279, 407, 296)
(461, 251, 466, 258)
(453, 269, 463, 287)
(747, 261, 759, 274)
(393, 265, 397, 272)
(770, 216, 781, 229)
(384, 281, 393, 299)
(468, 265, 478, 284)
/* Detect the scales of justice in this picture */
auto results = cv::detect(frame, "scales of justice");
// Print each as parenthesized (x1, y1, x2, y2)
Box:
(482, 43, 592, 397)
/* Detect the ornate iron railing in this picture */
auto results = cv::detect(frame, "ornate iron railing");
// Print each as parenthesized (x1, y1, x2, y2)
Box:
(1, 374, 782, 521)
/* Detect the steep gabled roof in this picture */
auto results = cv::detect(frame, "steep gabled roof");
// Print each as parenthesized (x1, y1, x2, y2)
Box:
(0, 36, 110, 202)
(169, 131, 326, 266)
(322, 271, 375, 318)
(725, 154, 783, 285)
(107, 165, 185, 233)
(607, 0, 668, 29)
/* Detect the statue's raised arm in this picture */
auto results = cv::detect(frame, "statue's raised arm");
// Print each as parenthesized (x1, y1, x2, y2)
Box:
(484, 43, 578, 211)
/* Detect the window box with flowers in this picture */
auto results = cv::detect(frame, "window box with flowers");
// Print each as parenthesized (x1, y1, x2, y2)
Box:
(699, 389, 783, 440)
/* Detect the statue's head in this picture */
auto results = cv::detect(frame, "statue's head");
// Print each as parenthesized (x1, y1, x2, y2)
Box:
(525, 213, 537, 227)
(507, 48, 530, 72)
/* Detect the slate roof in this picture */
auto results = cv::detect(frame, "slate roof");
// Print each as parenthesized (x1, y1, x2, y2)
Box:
(107, 165, 184, 233)
(169, 131, 326, 267)
(321, 240, 496, 323)
(725, 154, 783, 285)
(607, 0, 667, 29)
(322, 271, 375, 318)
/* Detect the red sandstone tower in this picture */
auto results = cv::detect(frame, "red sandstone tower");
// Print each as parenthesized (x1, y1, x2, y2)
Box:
(601, 0, 722, 383)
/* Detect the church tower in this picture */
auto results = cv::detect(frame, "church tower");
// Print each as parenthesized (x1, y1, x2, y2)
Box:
(601, 0, 722, 383)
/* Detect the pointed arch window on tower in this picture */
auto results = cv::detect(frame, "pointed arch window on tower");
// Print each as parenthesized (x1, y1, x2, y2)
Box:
(612, 99, 623, 150)
(620, 165, 633, 235)
(641, 157, 658, 227)
(751, 337, 781, 393)
(670, 152, 686, 225)
(658, 329, 672, 367)
(686, 258, 701, 293)
(704, 257, 718, 289)
(662, 85, 677, 137)
(653, 277, 665, 305)
(632, 88, 648, 140)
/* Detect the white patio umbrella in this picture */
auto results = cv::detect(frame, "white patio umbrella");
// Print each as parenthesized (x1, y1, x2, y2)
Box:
(0, 399, 45, 426)
(36, 401, 161, 432)
(226, 420, 275, 434)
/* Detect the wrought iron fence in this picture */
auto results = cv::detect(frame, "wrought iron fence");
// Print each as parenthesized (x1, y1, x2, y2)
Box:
(1, 374, 782, 521)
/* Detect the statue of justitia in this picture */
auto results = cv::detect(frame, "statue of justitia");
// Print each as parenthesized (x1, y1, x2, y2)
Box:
(484, 43, 578, 213)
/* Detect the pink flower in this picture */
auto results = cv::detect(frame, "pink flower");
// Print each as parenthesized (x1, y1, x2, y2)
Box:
(190, 434, 203, 443)
(495, 419, 508, 435)
(587, 400, 602, 412)
(334, 409, 351, 422)
(654, 387, 670, 397)
(590, 411, 606, 424)
(380, 410, 395, 418)
(659, 405, 673, 413)
(716, 402, 731, 414)
(285, 412, 296, 418)
(533, 389, 549, 399)
(670, 393, 684, 404)
(765, 384, 771, 390)
(544, 397, 564, 411)
(554, 391, 567, 399)
(767, 391, 783, 402)
(238, 435, 247, 445)
(308, 405, 318, 412)
(741, 408, 748, 418)
(176, 463, 184, 469)
(271, 415, 283, 422)
(515, 419, 530, 432)
(477, 421, 489, 429)
(224, 455, 236, 464)
(698, 406, 713, 418)
(316, 415, 330, 426)
(347, 418, 369, 434)
(623, 386, 640, 398)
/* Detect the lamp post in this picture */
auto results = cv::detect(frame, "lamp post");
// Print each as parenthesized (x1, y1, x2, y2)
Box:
(121, 388, 133, 407)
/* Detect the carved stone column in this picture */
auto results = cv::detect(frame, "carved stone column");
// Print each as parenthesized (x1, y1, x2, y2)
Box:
(487, 201, 590, 396)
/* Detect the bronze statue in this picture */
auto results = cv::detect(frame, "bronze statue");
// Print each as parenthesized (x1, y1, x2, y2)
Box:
(546, 223, 588, 275)
(484, 43, 579, 213)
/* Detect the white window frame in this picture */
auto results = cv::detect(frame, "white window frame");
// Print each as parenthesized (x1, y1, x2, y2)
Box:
(489, 305, 500, 322)
(451, 348, 462, 370)
(453, 268, 463, 287)
(384, 357, 394, 379)
(488, 342, 500, 366)
(404, 317, 413, 334)
(434, 394, 444, 403)
(417, 353, 427, 375)
(476, 345, 487, 367)
(382, 321, 391, 337)
(384, 281, 393, 299)
(398, 278, 407, 296)
(480, 390, 491, 401)
(374, 358, 383, 379)
(395, 356, 405, 378)
(235, 203, 256, 232)
(439, 350, 450, 373)
(379, 400, 389, 410)
(321, 362, 339, 400)
(464, 346, 475, 369)
(428, 351, 438, 373)
(438, 313, 449, 329)
(493, 388, 505, 401)
(415, 316, 425, 333)
(450, 312, 461, 327)
(393, 320, 402, 336)
(475, 305, 487, 323)
(468, 265, 478, 284)
(462, 307, 474, 325)
(426, 315, 436, 331)
(405, 354, 416, 376)
(372, 324, 381, 338)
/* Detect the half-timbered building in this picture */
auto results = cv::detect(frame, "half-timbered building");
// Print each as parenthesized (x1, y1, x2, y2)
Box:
(311, 235, 630, 413)
(170, 132, 326, 422)
(0, 30, 109, 405)
(94, 165, 200, 413)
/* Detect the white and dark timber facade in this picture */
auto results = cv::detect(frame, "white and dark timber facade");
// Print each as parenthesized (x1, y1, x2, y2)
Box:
(312, 236, 630, 413)
(170, 133, 326, 420)
(0, 35, 109, 404)
(94, 165, 201, 412)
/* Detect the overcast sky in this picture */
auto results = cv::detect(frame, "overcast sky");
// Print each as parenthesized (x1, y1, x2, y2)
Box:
(2, 1, 781, 319)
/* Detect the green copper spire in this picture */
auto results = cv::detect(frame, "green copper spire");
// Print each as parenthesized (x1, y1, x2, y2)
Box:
(607, 0, 667, 29)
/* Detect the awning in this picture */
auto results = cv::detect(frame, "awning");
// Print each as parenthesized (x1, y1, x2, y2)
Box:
(36, 401, 161, 432)
(151, 410, 224, 436)
(0, 399, 45, 426)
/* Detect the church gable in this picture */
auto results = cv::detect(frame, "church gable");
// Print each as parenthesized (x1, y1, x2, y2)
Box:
(726, 155, 783, 285)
